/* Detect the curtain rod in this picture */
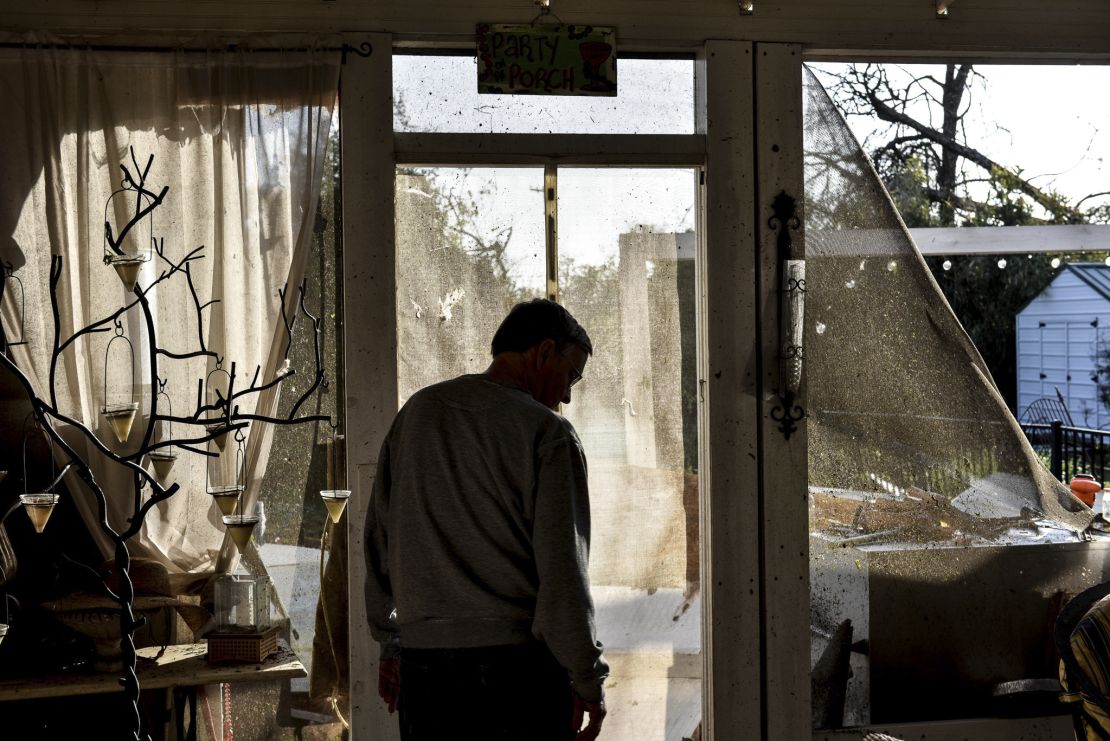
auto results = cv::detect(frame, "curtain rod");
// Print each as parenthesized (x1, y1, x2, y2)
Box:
(0, 41, 372, 64)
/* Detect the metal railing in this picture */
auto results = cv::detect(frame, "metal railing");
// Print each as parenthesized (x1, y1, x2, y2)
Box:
(1022, 420, 1110, 484)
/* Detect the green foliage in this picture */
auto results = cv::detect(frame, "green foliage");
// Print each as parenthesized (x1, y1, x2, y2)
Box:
(880, 155, 938, 227)
(925, 254, 1059, 406)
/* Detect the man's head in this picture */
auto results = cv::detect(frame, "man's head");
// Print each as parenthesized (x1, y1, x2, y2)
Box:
(490, 299, 592, 409)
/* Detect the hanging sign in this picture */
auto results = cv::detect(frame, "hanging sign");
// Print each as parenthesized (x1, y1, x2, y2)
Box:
(476, 23, 617, 96)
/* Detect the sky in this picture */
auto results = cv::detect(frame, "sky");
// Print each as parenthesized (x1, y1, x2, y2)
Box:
(393, 56, 1110, 281)
(967, 65, 1110, 207)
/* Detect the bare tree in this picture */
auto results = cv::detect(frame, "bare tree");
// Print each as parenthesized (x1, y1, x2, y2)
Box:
(819, 63, 1106, 227)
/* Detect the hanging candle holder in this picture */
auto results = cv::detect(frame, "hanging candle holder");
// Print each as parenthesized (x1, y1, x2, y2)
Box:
(102, 182, 154, 293)
(319, 423, 349, 525)
(1, 260, 27, 355)
(147, 380, 178, 481)
(204, 362, 233, 451)
(207, 427, 244, 517)
(221, 429, 258, 553)
(100, 320, 139, 445)
(19, 414, 59, 534)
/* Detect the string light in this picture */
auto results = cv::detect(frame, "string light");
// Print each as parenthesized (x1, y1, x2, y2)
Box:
(931, 255, 1110, 274)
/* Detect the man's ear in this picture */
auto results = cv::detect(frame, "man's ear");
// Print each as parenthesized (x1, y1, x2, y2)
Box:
(533, 338, 557, 368)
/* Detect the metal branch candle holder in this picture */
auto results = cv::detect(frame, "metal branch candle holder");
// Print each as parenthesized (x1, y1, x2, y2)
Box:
(1, 260, 27, 354)
(206, 427, 244, 517)
(220, 429, 257, 553)
(147, 381, 178, 481)
(102, 181, 154, 293)
(319, 424, 349, 524)
(208, 485, 243, 517)
(19, 415, 59, 534)
(0, 150, 337, 741)
(100, 320, 139, 445)
(204, 363, 233, 451)
(0, 149, 335, 740)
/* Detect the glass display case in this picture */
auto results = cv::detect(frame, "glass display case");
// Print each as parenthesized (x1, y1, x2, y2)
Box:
(214, 573, 272, 632)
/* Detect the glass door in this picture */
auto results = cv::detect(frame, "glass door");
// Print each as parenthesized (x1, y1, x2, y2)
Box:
(394, 164, 703, 741)
(558, 167, 702, 740)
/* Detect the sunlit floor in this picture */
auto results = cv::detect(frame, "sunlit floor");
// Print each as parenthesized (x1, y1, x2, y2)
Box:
(260, 546, 704, 740)
(596, 586, 703, 741)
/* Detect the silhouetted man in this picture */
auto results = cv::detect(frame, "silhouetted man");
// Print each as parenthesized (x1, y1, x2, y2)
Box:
(366, 298, 608, 740)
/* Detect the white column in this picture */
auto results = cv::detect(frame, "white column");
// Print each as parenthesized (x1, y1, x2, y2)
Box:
(754, 42, 811, 741)
(342, 32, 400, 741)
(702, 39, 763, 740)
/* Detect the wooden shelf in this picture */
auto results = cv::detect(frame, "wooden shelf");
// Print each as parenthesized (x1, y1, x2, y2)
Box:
(0, 641, 305, 701)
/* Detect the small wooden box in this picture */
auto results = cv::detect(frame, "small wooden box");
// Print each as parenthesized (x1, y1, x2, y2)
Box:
(205, 625, 281, 665)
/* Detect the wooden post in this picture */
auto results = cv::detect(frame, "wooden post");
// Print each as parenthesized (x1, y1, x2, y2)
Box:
(754, 42, 811, 740)
(341, 32, 400, 740)
(702, 39, 763, 740)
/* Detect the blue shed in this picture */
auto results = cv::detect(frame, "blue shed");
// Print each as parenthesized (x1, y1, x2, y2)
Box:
(1016, 263, 1110, 429)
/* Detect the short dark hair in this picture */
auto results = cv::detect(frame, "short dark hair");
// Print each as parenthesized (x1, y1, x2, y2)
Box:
(490, 299, 593, 357)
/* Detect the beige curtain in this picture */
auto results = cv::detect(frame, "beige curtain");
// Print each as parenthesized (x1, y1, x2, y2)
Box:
(0, 41, 340, 579)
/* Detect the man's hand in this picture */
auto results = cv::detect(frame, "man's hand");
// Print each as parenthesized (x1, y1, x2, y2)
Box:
(571, 694, 606, 741)
(378, 657, 400, 714)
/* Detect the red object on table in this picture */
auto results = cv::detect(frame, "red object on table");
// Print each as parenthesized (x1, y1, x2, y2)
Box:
(1070, 473, 1102, 508)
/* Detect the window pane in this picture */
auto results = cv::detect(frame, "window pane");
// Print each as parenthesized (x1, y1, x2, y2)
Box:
(395, 167, 547, 399)
(394, 55, 694, 134)
(803, 66, 1104, 730)
(245, 112, 346, 733)
(558, 168, 702, 741)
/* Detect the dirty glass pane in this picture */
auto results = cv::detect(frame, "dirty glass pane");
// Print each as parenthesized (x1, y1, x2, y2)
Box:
(559, 168, 702, 741)
(393, 54, 694, 134)
(803, 66, 1103, 730)
(225, 113, 346, 736)
(395, 167, 547, 398)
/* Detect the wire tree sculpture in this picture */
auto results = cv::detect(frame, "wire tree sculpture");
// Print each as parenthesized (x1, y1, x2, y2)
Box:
(0, 149, 332, 741)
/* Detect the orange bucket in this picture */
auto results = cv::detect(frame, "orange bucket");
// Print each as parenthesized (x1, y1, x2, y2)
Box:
(1070, 473, 1102, 508)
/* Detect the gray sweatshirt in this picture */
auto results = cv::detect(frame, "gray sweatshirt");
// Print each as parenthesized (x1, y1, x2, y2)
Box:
(364, 373, 609, 702)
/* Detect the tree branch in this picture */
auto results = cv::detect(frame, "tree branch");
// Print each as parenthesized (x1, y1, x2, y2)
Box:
(864, 87, 1082, 222)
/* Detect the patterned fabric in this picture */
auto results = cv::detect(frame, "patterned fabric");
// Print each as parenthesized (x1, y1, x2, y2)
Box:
(1061, 594, 1110, 740)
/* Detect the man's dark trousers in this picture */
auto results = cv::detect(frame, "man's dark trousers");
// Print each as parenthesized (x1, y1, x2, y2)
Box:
(398, 642, 574, 740)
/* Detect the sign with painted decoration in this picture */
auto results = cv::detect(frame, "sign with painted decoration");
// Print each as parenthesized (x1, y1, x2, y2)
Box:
(476, 23, 617, 96)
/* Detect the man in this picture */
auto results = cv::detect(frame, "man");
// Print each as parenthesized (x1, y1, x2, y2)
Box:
(365, 298, 609, 740)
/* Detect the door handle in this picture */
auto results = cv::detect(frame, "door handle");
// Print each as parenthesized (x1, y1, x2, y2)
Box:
(768, 191, 805, 441)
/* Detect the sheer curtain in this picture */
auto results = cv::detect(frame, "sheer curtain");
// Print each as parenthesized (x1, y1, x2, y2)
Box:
(0, 42, 340, 579)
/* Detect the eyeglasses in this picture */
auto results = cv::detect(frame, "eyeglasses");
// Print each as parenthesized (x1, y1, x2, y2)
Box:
(560, 348, 585, 388)
(568, 365, 583, 388)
